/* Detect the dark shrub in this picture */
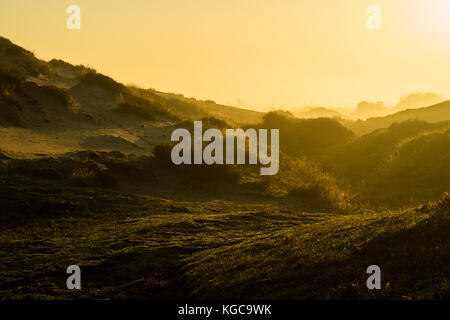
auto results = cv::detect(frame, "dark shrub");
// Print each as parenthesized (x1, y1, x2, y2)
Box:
(153, 143, 174, 166)
(153, 142, 242, 186)
(262, 111, 355, 157)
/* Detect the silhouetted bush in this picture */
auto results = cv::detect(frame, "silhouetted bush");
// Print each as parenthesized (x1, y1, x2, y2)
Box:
(153, 143, 174, 165)
(261, 111, 355, 157)
(153, 142, 242, 186)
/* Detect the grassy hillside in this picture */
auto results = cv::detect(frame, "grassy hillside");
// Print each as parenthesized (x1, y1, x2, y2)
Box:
(322, 120, 450, 207)
(185, 195, 450, 299)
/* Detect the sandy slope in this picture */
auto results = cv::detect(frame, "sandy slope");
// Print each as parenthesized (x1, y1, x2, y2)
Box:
(0, 63, 174, 157)
(0, 37, 262, 159)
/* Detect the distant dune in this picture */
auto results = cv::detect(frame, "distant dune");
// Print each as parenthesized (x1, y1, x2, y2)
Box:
(344, 100, 450, 135)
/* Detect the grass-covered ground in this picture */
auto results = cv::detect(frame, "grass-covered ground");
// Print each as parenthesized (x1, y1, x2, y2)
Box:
(0, 176, 448, 300)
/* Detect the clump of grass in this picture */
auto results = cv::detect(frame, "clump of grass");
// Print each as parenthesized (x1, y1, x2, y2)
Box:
(264, 154, 354, 213)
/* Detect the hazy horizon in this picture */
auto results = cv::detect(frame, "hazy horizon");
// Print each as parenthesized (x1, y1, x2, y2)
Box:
(1, 0, 450, 111)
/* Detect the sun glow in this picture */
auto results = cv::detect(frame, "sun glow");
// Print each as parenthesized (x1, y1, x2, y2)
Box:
(430, 1, 450, 27)
(416, 0, 450, 38)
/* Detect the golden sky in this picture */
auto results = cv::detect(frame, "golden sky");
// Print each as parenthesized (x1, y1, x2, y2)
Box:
(1, 0, 449, 111)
